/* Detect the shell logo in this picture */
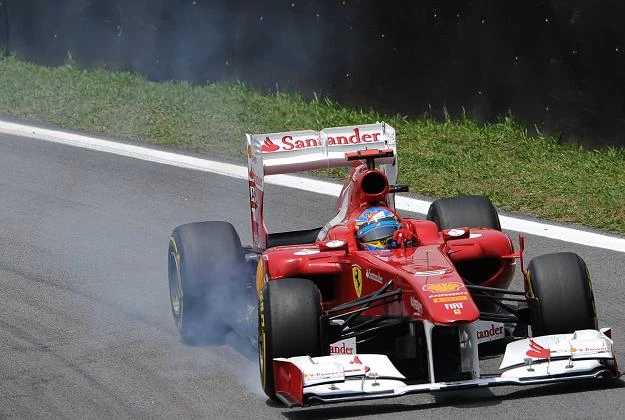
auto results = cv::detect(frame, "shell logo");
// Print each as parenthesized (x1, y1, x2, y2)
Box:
(422, 282, 464, 293)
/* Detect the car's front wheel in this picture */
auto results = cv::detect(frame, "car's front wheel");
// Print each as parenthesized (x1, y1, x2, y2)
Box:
(258, 278, 326, 400)
(527, 252, 597, 336)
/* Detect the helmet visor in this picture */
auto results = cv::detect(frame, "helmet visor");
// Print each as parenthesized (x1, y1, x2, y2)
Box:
(357, 221, 399, 243)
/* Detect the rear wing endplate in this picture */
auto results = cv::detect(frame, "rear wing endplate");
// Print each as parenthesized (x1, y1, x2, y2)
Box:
(246, 122, 397, 249)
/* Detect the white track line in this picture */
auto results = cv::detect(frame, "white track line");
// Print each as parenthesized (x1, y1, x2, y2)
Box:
(2, 120, 624, 253)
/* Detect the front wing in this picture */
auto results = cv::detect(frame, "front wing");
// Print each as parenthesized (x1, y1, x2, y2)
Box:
(273, 329, 618, 407)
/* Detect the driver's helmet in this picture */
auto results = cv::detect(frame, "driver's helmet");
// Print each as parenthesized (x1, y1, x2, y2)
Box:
(355, 206, 401, 250)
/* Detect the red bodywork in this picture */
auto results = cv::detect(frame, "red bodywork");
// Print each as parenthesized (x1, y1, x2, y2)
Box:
(257, 163, 519, 325)
(242, 125, 616, 408)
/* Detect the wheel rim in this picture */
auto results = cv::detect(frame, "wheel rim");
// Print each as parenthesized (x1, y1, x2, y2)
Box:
(168, 250, 183, 328)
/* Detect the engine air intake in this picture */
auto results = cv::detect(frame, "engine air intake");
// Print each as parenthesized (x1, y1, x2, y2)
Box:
(360, 170, 388, 196)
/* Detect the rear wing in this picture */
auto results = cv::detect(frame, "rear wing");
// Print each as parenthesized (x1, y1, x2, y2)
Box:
(246, 122, 397, 249)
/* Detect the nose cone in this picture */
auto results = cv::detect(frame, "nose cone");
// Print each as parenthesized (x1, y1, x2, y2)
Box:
(385, 245, 481, 325)
(418, 281, 480, 324)
(416, 276, 480, 325)
(428, 298, 480, 324)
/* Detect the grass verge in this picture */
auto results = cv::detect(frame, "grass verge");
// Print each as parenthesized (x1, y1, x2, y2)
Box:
(0, 56, 623, 234)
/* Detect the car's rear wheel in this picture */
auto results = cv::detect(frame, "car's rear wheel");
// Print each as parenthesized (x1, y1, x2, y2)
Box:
(527, 252, 597, 336)
(258, 278, 326, 400)
(426, 195, 501, 231)
(168, 221, 245, 344)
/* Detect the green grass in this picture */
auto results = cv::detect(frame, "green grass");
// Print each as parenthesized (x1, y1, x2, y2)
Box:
(1, 56, 624, 234)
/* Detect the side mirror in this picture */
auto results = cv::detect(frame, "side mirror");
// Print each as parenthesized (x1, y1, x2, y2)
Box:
(318, 239, 349, 252)
(389, 184, 409, 193)
(441, 227, 470, 241)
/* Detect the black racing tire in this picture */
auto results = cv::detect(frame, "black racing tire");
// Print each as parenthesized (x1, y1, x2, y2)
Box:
(426, 195, 501, 231)
(168, 221, 245, 344)
(258, 278, 325, 400)
(527, 252, 597, 336)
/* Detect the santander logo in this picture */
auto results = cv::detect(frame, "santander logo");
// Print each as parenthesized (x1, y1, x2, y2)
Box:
(526, 339, 551, 358)
(476, 323, 504, 342)
(330, 337, 357, 355)
(261, 137, 280, 152)
(330, 342, 354, 355)
(261, 128, 383, 153)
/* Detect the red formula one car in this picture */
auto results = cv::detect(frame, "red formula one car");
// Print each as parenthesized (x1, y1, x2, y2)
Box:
(167, 122, 619, 407)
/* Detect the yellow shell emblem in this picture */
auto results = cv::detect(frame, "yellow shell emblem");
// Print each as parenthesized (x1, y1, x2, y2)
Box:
(422, 282, 463, 293)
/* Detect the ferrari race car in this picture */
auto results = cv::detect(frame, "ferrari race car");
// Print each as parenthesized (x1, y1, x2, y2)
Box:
(167, 122, 619, 407)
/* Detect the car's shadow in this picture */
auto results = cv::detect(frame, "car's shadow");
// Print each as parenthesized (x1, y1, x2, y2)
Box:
(277, 378, 624, 419)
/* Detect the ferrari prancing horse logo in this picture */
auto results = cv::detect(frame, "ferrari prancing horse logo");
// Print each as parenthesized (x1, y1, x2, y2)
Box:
(352, 265, 363, 298)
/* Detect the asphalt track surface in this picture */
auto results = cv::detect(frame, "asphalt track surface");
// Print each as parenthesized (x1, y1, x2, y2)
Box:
(0, 131, 624, 419)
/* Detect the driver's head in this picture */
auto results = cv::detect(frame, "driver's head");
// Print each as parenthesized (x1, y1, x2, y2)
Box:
(355, 206, 401, 250)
